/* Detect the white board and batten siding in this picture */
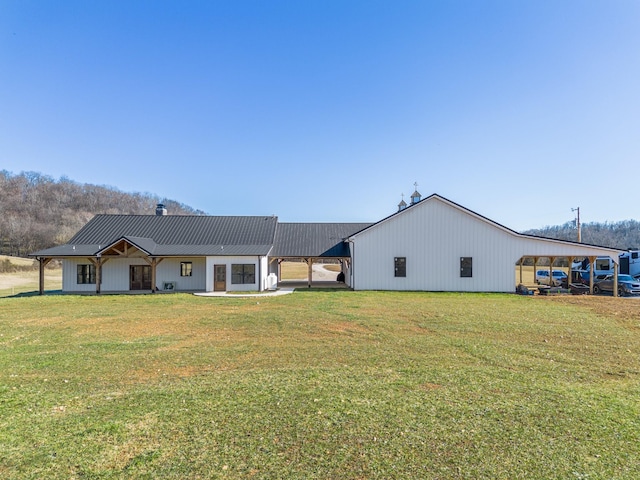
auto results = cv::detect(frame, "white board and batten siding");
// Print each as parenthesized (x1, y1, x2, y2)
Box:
(205, 255, 269, 292)
(62, 257, 208, 292)
(349, 196, 622, 293)
(157, 258, 206, 291)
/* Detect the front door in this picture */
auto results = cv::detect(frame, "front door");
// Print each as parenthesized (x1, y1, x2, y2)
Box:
(214, 264, 226, 291)
(130, 265, 152, 290)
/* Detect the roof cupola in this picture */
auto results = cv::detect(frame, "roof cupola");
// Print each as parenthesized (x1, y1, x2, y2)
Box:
(410, 182, 421, 205)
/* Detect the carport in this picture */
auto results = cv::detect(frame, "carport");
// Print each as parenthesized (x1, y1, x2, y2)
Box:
(268, 222, 371, 288)
(515, 237, 623, 296)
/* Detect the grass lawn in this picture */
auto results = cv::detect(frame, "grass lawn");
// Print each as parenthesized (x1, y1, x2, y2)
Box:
(1, 292, 639, 478)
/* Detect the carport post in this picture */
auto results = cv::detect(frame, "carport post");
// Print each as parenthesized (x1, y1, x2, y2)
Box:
(307, 257, 313, 288)
(613, 262, 618, 297)
(567, 256, 574, 287)
(519, 258, 524, 284)
(589, 256, 597, 294)
(548, 257, 556, 287)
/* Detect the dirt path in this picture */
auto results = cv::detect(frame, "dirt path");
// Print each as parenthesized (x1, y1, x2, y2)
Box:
(311, 264, 340, 281)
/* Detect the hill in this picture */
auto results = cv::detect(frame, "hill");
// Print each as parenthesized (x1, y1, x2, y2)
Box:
(0, 170, 205, 256)
(523, 220, 640, 250)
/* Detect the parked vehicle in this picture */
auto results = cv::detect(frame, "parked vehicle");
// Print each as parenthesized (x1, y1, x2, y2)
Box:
(536, 270, 568, 286)
(593, 274, 640, 296)
(572, 250, 640, 278)
(576, 272, 609, 285)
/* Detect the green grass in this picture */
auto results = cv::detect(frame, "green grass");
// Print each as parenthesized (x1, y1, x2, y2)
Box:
(1, 292, 639, 478)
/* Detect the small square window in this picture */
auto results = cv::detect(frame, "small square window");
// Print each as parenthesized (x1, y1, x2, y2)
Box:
(394, 257, 406, 277)
(460, 257, 472, 278)
(180, 262, 193, 277)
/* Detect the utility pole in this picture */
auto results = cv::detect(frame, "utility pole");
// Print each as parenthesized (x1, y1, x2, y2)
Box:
(572, 207, 581, 242)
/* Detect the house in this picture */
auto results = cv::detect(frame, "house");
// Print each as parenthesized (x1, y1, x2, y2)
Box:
(30, 204, 369, 294)
(31, 195, 624, 295)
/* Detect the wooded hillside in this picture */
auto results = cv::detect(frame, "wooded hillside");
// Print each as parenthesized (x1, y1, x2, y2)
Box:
(524, 220, 640, 250)
(2, 170, 638, 257)
(0, 171, 205, 256)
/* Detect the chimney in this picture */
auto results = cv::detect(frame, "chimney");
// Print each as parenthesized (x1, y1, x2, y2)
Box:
(155, 203, 167, 216)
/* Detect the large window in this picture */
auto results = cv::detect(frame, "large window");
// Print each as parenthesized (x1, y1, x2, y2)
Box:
(460, 257, 473, 278)
(77, 264, 96, 284)
(180, 261, 193, 277)
(232, 264, 255, 284)
(394, 257, 406, 277)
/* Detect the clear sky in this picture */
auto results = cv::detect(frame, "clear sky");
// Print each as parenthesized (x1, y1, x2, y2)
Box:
(1, 1, 639, 231)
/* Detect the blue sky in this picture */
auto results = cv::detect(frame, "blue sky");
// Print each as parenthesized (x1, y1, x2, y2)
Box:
(1, 1, 639, 231)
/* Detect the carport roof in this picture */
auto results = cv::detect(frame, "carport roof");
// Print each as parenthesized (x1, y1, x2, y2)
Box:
(271, 223, 372, 258)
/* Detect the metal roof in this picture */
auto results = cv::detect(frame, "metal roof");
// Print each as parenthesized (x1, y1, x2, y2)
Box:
(70, 214, 278, 246)
(31, 214, 278, 257)
(271, 223, 371, 258)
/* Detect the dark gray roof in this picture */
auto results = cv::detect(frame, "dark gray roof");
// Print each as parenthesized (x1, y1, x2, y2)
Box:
(32, 214, 278, 257)
(71, 214, 278, 245)
(271, 223, 371, 258)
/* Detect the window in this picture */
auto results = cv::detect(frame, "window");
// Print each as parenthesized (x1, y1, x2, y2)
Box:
(632, 252, 638, 260)
(460, 257, 472, 278)
(77, 264, 96, 284)
(180, 261, 193, 277)
(231, 264, 255, 284)
(394, 257, 406, 277)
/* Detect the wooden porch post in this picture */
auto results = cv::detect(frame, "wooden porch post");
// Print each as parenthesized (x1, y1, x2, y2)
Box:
(151, 258, 157, 293)
(39, 258, 45, 295)
(548, 257, 556, 286)
(95, 257, 102, 294)
(38, 258, 53, 295)
(613, 261, 619, 297)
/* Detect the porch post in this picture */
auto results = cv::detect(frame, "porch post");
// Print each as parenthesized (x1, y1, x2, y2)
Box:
(613, 261, 618, 297)
(307, 258, 313, 288)
(39, 257, 45, 295)
(95, 257, 102, 295)
(151, 258, 157, 293)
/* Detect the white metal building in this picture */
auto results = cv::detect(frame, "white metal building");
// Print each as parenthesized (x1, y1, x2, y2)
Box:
(346, 194, 623, 292)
